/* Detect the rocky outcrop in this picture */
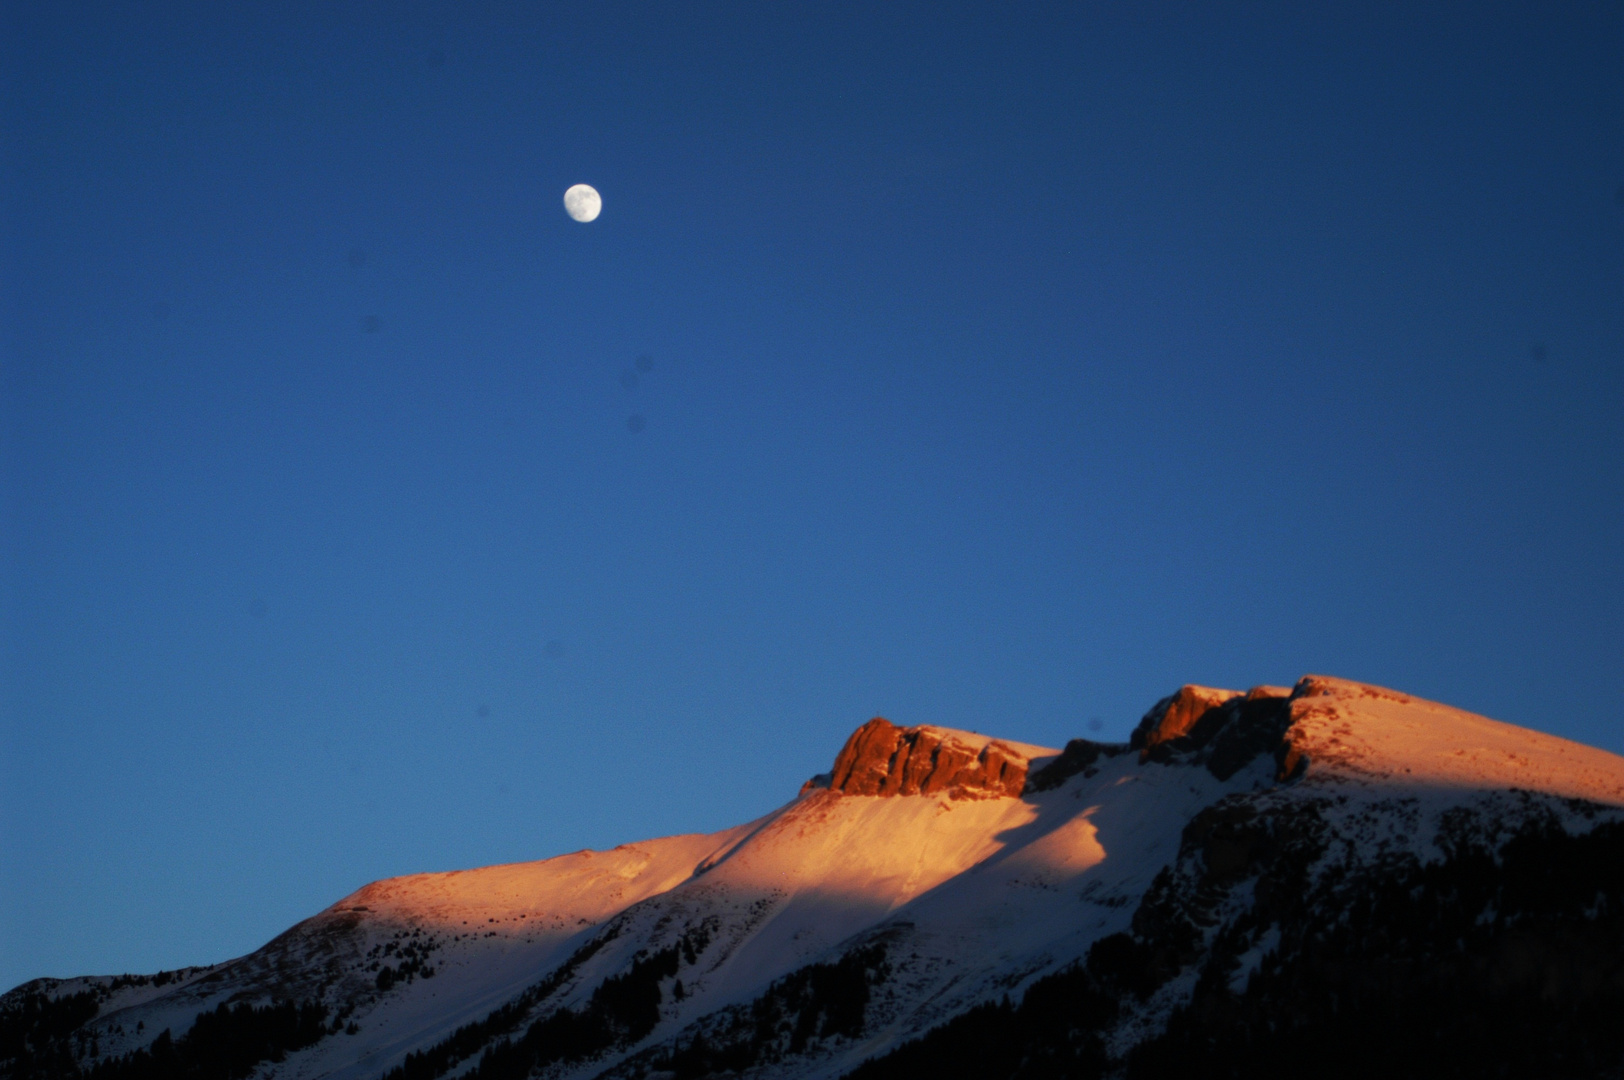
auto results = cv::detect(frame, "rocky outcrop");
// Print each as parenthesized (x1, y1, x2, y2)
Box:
(1131, 683, 1302, 783)
(1130, 686, 1245, 756)
(1027, 739, 1130, 793)
(820, 719, 1029, 799)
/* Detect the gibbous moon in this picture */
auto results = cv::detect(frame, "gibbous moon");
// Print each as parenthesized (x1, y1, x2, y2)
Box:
(563, 184, 602, 222)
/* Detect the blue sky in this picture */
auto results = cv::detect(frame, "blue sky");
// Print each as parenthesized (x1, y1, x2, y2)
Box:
(3, 2, 1622, 990)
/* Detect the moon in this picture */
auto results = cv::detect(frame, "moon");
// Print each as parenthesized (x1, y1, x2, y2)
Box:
(563, 184, 602, 223)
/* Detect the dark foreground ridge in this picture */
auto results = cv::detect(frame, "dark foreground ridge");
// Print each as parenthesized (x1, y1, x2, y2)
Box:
(846, 809, 1624, 1080)
(3, 997, 332, 1080)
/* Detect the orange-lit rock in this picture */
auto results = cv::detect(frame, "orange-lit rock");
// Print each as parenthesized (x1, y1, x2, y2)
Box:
(826, 718, 1030, 798)
(1131, 685, 1243, 759)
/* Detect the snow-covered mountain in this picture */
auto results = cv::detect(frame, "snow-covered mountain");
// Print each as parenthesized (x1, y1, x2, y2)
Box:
(7, 675, 1624, 1080)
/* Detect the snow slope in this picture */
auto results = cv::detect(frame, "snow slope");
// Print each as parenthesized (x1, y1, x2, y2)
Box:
(1284, 674, 1624, 801)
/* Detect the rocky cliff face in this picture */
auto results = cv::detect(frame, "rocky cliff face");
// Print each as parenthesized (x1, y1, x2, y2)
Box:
(1129, 684, 1293, 755)
(1130, 685, 1244, 754)
(820, 718, 1030, 798)
(1123, 683, 1305, 783)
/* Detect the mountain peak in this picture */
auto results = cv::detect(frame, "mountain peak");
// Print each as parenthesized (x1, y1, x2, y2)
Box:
(811, 717, 1051, 799)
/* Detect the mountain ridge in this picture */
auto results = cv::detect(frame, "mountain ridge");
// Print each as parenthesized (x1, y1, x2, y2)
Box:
(7, 674, 1624, 1080)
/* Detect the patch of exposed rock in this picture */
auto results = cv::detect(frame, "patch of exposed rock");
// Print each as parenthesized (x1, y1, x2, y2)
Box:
(813, 718, 1030, 799)
(1026, 738, 1130, 792)
(1131, 683, 1302, 783)
(1131, 685, 1245, 756)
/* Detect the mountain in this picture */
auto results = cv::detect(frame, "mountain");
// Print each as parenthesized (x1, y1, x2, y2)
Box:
(6, 675, 1624, 1080)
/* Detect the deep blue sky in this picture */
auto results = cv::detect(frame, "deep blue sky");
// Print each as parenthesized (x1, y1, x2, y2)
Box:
(3, 1, 1622, 990)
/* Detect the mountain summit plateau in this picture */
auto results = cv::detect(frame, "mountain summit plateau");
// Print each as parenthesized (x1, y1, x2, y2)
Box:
(7, 675, 1624, 1080)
